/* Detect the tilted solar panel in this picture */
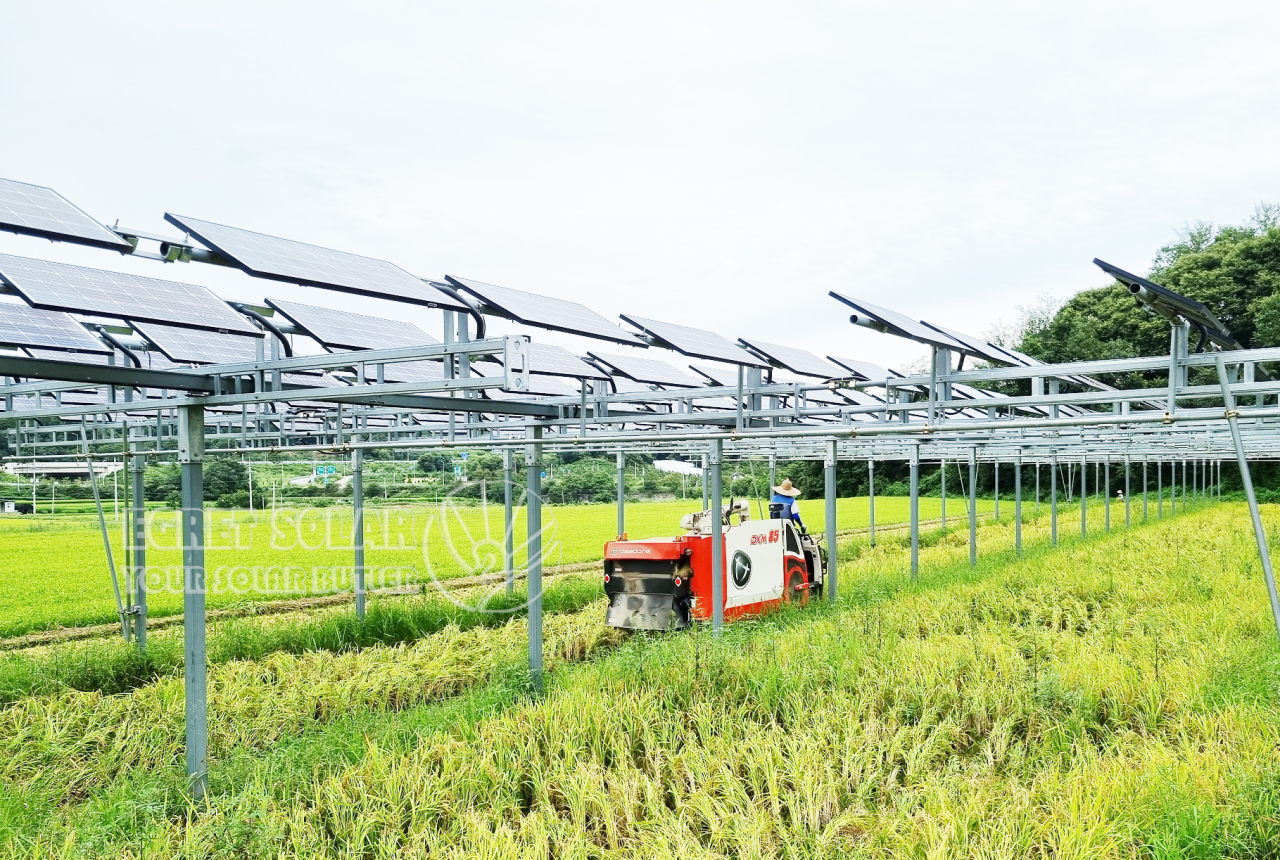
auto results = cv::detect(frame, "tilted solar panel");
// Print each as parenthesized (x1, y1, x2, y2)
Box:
(489, 342, 607, 380)
(0, 254, 257, 334)
(919, 321, 1013, 365)
(445, 276, 641, 345)
(0, 301, 109, 353)
(265, 298, 438, 351)
(829, 293, 967, 352)
(737, 337, 840, 378)
(587, 351, 702, 387)
(130, 320, 263, 365)
(619, 315, 767, 367)
(165, 213, 465, 310)
(0, 178, 132, 251)
(690, 364, 735, 386)
(825, 356, 895, 382)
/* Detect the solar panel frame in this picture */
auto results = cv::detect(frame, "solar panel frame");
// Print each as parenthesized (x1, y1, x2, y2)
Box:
(689, 364, 736, 386)
(0, 178, 132, 251)
(130, 320, 264, 365)
(0, 254, 258, 334)
(919, 321, 1014, 365)
(828, 293, 968, 352)
(444, 276, 642, 345)
(165, 213, 466, 310)
(825, 356, 897, 382)
(0, 301, 110, 353)
(587, 351, 702, 387)
(619, 314, 768, 367)
(737, 337, 841, 378)
(489, 342, 608, 380)
(264, 298, 438, 351)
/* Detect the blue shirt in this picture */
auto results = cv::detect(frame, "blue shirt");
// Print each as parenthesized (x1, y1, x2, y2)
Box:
(771, 493, 803, 526)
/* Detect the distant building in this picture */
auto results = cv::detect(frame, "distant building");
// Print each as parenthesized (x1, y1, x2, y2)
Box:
(2, 462, 123, 480)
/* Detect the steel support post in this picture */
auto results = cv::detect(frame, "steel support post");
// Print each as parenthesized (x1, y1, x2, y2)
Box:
(129, 431, 147, 648)
(1014, 452, 1022, 555)
(1143, 459, 1148, 520)
(178, 404, 207, 801)
(710, 439, 724, 634)
(768, 455, 777, 491)
(825, 439, 838, 602)
(1104, 458, 1110, 531)
(968, 448, 977, 567)
(1050, 453, 1058, 546)
(503, 448, 515, 595)
(701, 454, 709, 511)
(525, 426, 544, 690)
(1158, 461, 1163, 517)
(1215, 356, 1280, 643)
(940, 458, 947, 531)
(868, 459, 876, 547)
(1124, 455, 1131, 527)
(910, 446, 920, 581)
(352, 447, 366, 619)
(993, 461, 999, 520)
(616, 450, 626, 539)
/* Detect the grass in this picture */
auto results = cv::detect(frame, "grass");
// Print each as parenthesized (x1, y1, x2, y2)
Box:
(0, 494, 996, 638)
(1, 495, 1273, 857)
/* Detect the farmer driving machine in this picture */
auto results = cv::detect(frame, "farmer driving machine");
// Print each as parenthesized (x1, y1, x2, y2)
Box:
(603, 500, 827, 630)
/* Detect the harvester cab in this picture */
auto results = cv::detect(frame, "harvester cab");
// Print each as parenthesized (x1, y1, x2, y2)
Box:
(603, 499, 827, 631)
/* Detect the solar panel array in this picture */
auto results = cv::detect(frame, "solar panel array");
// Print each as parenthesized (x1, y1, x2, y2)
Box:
(131, 321, 264, 365)
(165, 213, 465, 309)
(265, 298, 438, 351)
(738, 337, 840, 378)
(0, 254, 257, 334)
(826, 356, 895, 382)
(919, 321, 1012, 365)
(0, 178, 132, 251)
(619, 314, 767, 367)
(0, 301, 109, 352)
(446, 276, 641, 345)
(689, 364, 735, 386)
(587, 351, 702, 387)
(829, 293, 968, 352)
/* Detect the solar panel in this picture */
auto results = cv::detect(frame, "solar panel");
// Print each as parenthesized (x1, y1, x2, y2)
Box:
(825, 356, 896, 381)
(265, 298, 438, 351)
(919, 322, 1013, 365)
(164, 213, 465, 310)
(0, 254, 257, 334)
(587, 351, 702, 387)
(737, 337, 840, 378)
(0, 301, 109, 353)
(130, 321, 263, 365)
(445, 276, 641, 345)
(0, 178, 132, 251)
(689, 364, 736, 386)
(619, 315, 767, 367)
(828, 293, 968, 352)
(489, 342, 607, 380)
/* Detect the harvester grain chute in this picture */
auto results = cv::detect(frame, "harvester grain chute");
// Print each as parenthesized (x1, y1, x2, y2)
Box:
(603, 500, 827, 630)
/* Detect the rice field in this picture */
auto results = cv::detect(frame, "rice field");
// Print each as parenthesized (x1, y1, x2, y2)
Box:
(0, 490, 1274, 857)
(0, 494, 994, 638)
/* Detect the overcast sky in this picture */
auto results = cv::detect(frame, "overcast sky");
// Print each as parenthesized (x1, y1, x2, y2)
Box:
(3, 0, 1279, 371)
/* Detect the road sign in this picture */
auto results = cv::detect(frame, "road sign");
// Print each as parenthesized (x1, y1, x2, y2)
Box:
(460, 452, 469, 460)
(314, 465, 336, 476)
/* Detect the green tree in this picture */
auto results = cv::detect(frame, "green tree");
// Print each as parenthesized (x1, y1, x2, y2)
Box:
(203, 458, 248, 501)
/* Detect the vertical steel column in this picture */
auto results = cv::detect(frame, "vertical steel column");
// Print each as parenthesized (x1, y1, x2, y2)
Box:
(701, 454, 709, 511)
(178, 405, 207, 800)
(1142, 458, 1148, 521)
(768, 455, 777, 491)
(710, 439, 724, 634)
(503, 448, 515, 595)
(525, 426, 544, 690)
(1215, 356, 1280, 643)
(1014, 452, 1022, 555)
(868, 459, 876, 547)
(129, 431, 147, 648)
(1158, 460, 1164, 517)
(968, 448, 977, 567)
(351, 447, 365, 619)
(993, 461, 999, 520)
(1080, 454, 1088, 537)
(825, 439, 838, 602)
(1050, 453, 1058, 546)
(616, 451, 626, 539)
(1124, 455, 1131, 527)
(909, 446, 920, 581)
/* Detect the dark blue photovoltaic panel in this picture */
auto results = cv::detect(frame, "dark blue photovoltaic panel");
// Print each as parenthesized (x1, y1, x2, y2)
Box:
(0, 178, 131, 250)
(445, 276, 642, 345)
(737, 337, 841, 378)
(829, 293, 967, 352)
(0, 254, 257, 334)
(919, 321, 1013, 365)
(0, 301, 109, 352)
(619, 315, 767, 367)
(165, 213, 466, 310)
(130, 321, 263, 365)
(265, 298, 437, 351)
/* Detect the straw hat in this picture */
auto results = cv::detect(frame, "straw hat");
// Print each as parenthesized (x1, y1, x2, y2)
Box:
(772, 478, 801, 498)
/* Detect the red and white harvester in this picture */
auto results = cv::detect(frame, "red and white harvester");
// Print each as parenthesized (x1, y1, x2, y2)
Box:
(603, 501, 827, 630)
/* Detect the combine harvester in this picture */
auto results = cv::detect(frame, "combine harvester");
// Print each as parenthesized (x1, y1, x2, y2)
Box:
(603, 501, 827, 630)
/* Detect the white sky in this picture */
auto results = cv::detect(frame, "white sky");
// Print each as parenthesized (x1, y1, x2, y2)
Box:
(3, 1, 1279, 371)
